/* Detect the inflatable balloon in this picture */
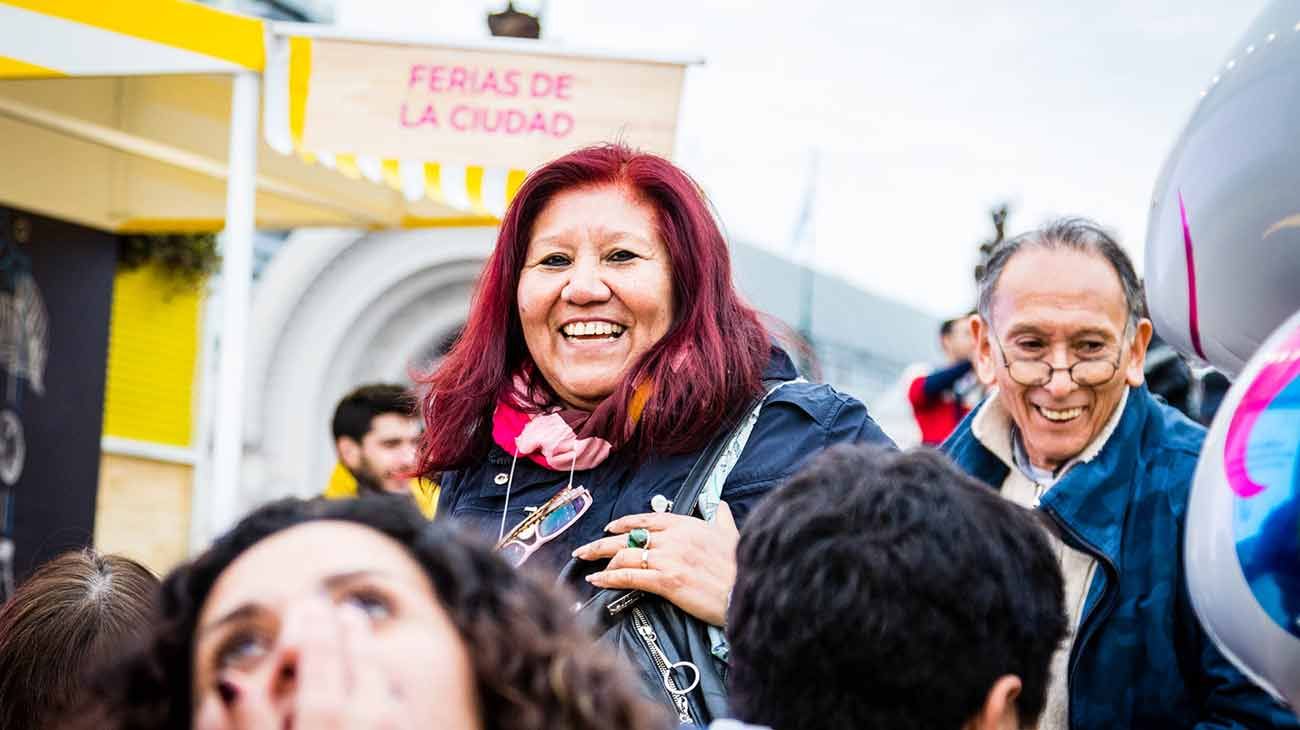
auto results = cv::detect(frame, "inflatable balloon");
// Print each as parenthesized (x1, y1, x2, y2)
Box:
(1145, 0, 1300, 377)
(1186, 308, 1300, 708)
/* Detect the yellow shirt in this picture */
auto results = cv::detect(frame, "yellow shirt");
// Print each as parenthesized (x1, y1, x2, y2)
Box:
(322, 462, 438, 519)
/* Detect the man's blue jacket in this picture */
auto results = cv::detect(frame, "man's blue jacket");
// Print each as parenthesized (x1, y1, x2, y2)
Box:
(943, 386, 1296, 729)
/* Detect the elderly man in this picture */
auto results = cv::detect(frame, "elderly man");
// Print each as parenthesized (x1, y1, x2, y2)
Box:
(943, 219, 1295, 729)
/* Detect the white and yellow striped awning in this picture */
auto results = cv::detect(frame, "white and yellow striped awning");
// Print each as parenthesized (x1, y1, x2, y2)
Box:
(0, 0, 264, 78)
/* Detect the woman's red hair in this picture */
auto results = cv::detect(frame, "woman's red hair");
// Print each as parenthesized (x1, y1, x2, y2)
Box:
(414, 144, 770, 473)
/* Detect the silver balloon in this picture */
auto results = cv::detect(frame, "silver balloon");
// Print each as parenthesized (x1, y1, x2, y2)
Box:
(1187, 308, 1300, 708)
(1145, 0, 1300, 377)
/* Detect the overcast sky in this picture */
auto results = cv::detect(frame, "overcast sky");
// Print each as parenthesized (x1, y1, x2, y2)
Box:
(338, 0, 1265, 316)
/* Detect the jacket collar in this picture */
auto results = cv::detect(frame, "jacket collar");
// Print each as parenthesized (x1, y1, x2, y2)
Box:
(950, 386, 1154, 564)
(764, 344, 799, 380)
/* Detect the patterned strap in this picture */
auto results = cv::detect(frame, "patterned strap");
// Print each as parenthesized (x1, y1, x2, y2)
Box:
(697, 378, 803, 660)
(696, 379, 804, 523)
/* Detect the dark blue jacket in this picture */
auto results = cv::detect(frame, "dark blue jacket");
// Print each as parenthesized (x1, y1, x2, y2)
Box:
(944, 386, 1297, 730)
(438, 348, 893, 597)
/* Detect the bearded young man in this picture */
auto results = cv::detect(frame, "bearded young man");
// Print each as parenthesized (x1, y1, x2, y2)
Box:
(943, 219, 1294, 729)
(323, 384, 434, 517)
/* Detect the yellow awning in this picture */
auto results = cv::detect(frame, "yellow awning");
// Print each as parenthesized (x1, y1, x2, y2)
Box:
(0, 0, 265, 77)
(0, 72, 483, 231)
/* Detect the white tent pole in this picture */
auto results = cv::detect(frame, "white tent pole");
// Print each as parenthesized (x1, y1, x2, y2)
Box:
(210, 70, 260, 537)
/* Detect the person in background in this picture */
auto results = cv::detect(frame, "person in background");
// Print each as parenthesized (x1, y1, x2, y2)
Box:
(323, 383, 437, 518)
(1145, 336, 1234, 427)
(943, 218, 1296, 729)
(1143, 331, 1195, 417)
(909, 312, 980, 445)
(722, 445, 1066, 730)
(1198, 369, 1232, 425)
(73, 496, 668, 730)
(0, 549, 158, 730)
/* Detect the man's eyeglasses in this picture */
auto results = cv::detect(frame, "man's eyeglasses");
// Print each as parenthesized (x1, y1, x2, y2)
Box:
(992, 336, 1124, 388)
(496, 486, 593, 568)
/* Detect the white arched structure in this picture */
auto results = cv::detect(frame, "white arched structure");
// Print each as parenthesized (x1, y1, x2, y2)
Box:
(234, 225, 496, 525)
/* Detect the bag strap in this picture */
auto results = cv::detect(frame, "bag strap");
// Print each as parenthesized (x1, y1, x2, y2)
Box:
(672, 377, 798, 523)
(573, 377, 798, 624)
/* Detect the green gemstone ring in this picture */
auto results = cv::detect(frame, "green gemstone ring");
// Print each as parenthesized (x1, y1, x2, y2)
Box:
(627, 527, 650, 549)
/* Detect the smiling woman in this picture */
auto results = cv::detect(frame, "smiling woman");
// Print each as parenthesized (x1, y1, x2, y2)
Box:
(417, 143, 893, 722)
(517, 186, 675, 411)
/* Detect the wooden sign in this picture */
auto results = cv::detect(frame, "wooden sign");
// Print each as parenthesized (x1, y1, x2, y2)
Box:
(299, 39, 687, 170)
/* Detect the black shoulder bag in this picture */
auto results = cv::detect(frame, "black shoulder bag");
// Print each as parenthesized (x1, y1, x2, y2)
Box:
(560, 379, 790, 725)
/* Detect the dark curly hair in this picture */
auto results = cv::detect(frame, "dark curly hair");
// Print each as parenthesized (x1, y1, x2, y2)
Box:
(70, 495, 668, 730)
(727, 445, 1067, 730)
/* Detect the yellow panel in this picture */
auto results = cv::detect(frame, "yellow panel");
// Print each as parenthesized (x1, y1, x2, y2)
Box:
(505, 169, 527, 205)
(381, 159, 402, 191)
(6, 0, 265, 71)
(116, 218, 224, 233)
(94, 453, 192, 573)
(102, 264, 202, 447)
(465, 165, 488, 216)
(399, 214, 499, 228)
(289, 36, 311, 145)
(424, 162, 444, 204)
(0, 54, 64, 78)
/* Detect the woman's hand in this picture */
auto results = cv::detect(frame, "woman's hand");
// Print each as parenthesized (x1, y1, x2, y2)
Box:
(194, 602, 413, 730)
(572, 501, 740, 626)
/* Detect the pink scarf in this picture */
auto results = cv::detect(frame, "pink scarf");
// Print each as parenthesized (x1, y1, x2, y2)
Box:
(491, 376, 615, 471)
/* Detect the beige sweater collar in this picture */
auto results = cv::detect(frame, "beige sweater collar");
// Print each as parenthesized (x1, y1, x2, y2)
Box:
(972, 387, 1130, 485)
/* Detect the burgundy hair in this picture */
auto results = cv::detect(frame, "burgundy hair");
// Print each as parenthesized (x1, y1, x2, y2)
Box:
(414, 143, 770, 473)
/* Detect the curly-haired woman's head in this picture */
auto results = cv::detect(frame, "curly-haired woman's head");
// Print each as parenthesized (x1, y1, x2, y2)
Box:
(416, 143, 771, 472)
(0, 548, 157, 730)
(80, 495, 666, 730)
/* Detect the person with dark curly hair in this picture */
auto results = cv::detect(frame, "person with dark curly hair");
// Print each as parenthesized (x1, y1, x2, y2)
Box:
(71, 495, 668, 730)
(724, 445, 1067, 730)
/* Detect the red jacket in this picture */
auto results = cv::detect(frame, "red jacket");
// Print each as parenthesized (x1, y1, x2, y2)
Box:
(908, 360, 973, 445)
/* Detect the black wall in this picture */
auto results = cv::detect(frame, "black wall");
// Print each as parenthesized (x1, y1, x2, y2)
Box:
(0, 206, 115, 587)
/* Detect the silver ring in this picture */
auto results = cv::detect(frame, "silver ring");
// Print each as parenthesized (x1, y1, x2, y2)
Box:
(640, 548, 650, 570)
(665, 661, 701, 695)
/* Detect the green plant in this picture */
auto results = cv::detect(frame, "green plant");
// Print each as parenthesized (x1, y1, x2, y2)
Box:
(118, 233, 221, 291)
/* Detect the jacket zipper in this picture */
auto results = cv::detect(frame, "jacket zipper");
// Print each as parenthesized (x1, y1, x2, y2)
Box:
(1040, 505, 1120, 715)
(630, 606, 696, 724)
